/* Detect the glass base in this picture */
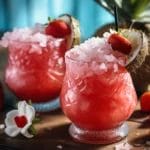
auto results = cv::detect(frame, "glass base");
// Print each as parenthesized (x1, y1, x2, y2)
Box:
(32, 97, 60, 112)
(69, 123, 128, 144)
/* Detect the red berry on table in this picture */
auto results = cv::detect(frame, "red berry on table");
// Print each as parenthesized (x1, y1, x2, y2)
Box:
(108, 33, 132, 55)
(45, 20, 71, 38)
(140, 92, 150, 112)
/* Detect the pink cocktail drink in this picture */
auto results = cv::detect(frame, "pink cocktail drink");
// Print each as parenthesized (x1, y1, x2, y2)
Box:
(0, 25, 67, 111)
(61, 37, 137, 144)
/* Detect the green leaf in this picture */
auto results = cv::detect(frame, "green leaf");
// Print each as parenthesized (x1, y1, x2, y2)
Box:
(95, 0, 150, 22)
(95, 0, 132, 21)
(132, 0, 150, 21)
(29, 125, 37, 136)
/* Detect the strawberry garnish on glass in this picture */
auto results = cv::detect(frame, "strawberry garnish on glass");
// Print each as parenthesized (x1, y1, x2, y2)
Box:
(108, 33, 132, 55)
(45, 19, 71, 38)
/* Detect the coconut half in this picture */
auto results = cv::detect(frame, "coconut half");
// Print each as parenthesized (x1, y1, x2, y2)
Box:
(58, 14, 80, 49)
(120, 29, 149, 68)
(120, 29, 149, 94)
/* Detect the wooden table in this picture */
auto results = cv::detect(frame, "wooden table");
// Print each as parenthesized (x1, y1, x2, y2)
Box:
(0, 103, 150, 150)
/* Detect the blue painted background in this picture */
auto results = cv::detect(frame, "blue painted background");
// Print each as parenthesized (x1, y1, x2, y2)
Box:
(0, 0, 114, 39)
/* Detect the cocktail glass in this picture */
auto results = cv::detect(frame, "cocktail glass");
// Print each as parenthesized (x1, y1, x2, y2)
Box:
(1, 27, 67, 112)
(60, 38, 137, 144)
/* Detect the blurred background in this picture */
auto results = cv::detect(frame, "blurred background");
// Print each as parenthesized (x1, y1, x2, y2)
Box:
(0, 0, 114, 39)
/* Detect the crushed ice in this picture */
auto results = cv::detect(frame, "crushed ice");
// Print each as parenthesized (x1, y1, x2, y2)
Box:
(66, 37, 126, 73)
(0, 24, 64, 54)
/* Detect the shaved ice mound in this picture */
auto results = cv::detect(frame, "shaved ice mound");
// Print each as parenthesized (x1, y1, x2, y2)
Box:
(66, 37, 127, 75)
(0, 24, 64, 55)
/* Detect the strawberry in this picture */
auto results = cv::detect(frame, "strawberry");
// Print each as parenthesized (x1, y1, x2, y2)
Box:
(140, 92, 150, 112)
(45, 20, 71, 38)
(108, 33, 132, 55)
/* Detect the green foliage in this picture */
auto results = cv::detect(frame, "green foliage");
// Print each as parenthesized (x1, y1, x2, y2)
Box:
(29, 124, 37, 136)
(95, 0, 150, 22)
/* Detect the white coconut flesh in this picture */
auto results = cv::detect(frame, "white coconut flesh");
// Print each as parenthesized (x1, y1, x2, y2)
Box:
(120, 29, 149, 67)
(58, 14, 80, 49)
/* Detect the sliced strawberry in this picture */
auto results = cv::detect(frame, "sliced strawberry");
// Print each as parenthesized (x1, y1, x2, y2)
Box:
(108, 33, 132, 55)
(140, 92, 150, 112)
(45, 20, 71, 38)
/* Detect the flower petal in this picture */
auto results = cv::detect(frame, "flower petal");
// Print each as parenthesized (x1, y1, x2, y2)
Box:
(18, 101, 27, 115)
(18, 101, 35, 122)
(21, 123, 31, 133)
(26, 105, 35, 122)
(21, 123, 33, 138)
(22, 130, 34, 138)
(5, 110, 18, 127)
(5, 126, 20, 137)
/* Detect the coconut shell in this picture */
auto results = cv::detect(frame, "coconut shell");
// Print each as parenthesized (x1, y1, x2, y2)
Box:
(128, 36, 150, 94)
(119, 29, 149, 94)
(94, 22, 150, 37)
(58, 14, 80, 49)
(125, 29, 149, 70)
(70, 16, 80, 46)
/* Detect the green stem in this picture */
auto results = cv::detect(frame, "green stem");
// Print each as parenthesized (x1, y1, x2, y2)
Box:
(29, 125, 37, 136)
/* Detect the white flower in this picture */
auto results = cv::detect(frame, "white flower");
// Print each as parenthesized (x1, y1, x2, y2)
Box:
(4, 101, 35, 138)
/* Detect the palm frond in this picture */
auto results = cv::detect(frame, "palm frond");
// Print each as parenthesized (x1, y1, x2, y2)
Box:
(95, 0, 150, 23)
